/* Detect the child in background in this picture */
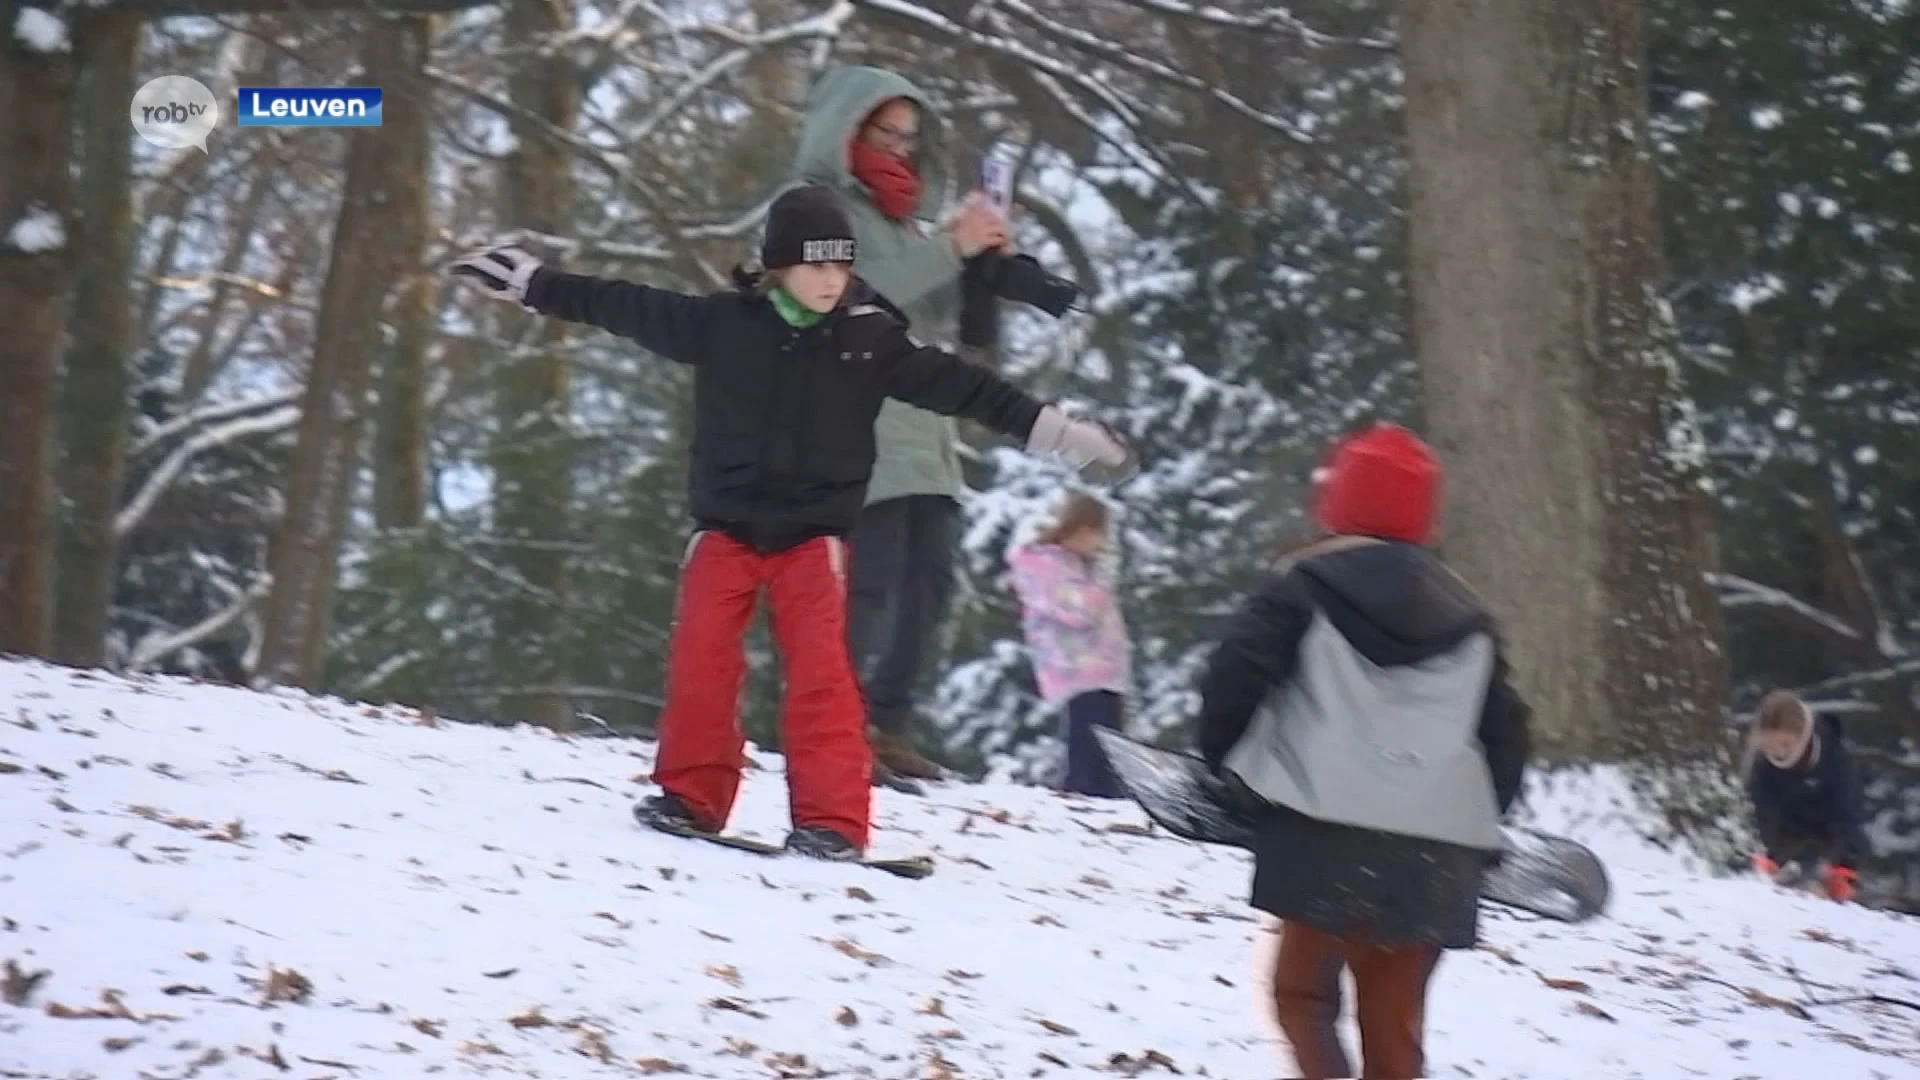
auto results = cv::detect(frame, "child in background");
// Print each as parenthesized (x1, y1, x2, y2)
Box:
(1746, 689, 1868, 902)
(1007, 491, 1132, 797)
(448, 185, 1133, 860)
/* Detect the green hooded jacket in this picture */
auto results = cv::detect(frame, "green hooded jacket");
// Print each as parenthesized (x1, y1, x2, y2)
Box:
(783, 65, 966, 505)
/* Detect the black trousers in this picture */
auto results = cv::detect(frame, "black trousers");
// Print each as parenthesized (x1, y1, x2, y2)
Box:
(846, 495, 958, 735)
(1058, 689, 1126, 797)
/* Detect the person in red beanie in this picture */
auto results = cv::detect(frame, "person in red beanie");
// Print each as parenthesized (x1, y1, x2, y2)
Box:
(1195, 421, 1533, 1079)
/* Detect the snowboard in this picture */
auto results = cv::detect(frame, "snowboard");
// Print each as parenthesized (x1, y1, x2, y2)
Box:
(635, 806, 935, 880)
(1090, 727, 1610, 924)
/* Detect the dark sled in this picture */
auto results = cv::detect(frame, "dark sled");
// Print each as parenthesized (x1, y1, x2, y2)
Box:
(1091, 726, 1610, 924)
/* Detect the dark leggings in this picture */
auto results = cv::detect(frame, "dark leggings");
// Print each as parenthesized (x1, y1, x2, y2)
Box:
(1058, 689, 1126, 797)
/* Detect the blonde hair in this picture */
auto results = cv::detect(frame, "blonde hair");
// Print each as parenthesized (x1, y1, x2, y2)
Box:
(1035, 491, 1109, 547)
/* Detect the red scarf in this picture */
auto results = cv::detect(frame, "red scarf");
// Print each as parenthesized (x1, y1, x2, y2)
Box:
(849, 140, 921, 220)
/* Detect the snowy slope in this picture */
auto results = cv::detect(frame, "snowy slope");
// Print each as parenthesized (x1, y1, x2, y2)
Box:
(2, 659, 1917, 1080)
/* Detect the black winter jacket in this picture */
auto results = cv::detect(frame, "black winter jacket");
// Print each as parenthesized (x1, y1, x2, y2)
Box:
(1195, 538, 1532, 949)
(1747, 714, 1869, 869)
(523, 268, 1045, 552)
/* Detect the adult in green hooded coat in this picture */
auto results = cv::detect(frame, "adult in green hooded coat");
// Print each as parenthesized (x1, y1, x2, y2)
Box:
(782, 65, 1010, 788)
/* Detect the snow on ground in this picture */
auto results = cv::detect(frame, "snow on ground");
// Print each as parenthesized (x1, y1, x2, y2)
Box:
(2, 659, 1918, 1080)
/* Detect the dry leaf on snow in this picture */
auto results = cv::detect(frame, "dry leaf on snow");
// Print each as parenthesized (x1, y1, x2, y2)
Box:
(3, 959, 50, 1006)
(1743, 988, 1811, 1019)
(706, 963, 743, 987)
(262, 965, 312, 1004)
(1036, 1017, 1079, 1036)
(822, 937, 890, 967)
(634, 1057, 687, 1074)
(1539, 975, 1592, 993)
(508, 1005, 553, 1028)
(834, 1005, 858, 1026)
(1574, 1001, 1617, 1022)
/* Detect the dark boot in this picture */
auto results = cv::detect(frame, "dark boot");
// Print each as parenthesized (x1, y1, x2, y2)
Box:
(633, 793, 716, 835)
(870, 726, 948, 781)
(785, 825, 861, 861)
(871, 760, 926, 796)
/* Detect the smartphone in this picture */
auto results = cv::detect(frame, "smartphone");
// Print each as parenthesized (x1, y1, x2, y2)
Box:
(982, 155, 1014, 214)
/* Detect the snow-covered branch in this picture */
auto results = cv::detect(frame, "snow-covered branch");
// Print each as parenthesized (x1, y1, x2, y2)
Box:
(1705, 571, 1865, 644)
(116, 406, 301, 541)
(128, 389, 302, 461)
(990, 0, 1316, 142)
(1114, 0, 1394, 50)
(126, 576, 271, 672)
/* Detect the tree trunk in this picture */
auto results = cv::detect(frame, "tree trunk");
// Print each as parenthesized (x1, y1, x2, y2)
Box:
(53, 10, 142, 667)
(487, 0, 579, 730)
(373, 270, 432, 530)
(255, 15, 434, 688)
(0, 5, 75, 658)
(1399, 0, 1738, 855)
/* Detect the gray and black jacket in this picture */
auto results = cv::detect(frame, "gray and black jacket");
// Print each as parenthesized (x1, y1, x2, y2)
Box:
(1196, 535, 1531, 948)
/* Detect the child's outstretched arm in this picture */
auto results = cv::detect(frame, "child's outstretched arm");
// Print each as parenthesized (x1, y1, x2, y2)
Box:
(449, 245, 715, 364)
(857, 308, 1135, 481)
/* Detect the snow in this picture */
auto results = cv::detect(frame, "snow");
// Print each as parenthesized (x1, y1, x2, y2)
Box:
(11, 7, 67, 52)
(5, 206, 65, 254)
(3, 658, 1918, 1079)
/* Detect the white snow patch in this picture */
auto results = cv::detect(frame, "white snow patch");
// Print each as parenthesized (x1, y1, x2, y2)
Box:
(1856, 444, 1881, 466)
(1675, 90, 1714, 110)
(5, 205, 65, 253)
(12, 6, 67, 51)
(1, 659, 1917, 1079)
(1751, 104, 1785, 130)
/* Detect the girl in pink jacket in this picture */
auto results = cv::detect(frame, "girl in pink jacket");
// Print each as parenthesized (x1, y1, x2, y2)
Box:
(1007, 492, 1132, 796)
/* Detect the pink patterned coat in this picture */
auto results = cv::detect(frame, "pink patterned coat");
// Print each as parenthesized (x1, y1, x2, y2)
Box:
(1007, 543, 1132, 708)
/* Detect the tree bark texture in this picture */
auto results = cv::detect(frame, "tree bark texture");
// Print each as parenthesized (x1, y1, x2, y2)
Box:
(53, 10, 142, 666)
(1399, 0, 1738, 853)
(256, 15, 434, 688)
(486, 0, 580, 731)
(0, 4, 75, 658)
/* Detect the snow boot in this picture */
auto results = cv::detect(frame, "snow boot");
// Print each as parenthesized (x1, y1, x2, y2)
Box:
(633, 792, 716, 835)
(785, 826, 862, 862)
(872, 760, 926, 796)
(870, 727, 949, 781)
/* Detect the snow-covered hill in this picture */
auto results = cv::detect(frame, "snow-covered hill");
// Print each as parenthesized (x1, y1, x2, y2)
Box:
(2, 659, 1917, 1080)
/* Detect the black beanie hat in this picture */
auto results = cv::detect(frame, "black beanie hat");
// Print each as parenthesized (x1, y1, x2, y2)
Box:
(762, 184, 857, 270)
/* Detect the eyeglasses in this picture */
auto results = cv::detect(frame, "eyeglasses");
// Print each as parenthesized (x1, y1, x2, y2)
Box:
(863, 119, 918, 151)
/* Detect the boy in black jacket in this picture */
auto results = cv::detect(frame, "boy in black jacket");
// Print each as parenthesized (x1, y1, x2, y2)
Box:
(1746, 689, 1869, 902)
(448, 185, 1131, 860)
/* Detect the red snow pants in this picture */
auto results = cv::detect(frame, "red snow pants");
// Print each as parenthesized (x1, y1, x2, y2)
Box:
(650, 529, 874, 849)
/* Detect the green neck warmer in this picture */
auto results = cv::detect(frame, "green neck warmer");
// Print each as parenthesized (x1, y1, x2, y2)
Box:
(770, 286, 827, 328)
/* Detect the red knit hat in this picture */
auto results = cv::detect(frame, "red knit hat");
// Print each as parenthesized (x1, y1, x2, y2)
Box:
(1311, 422, 1442, 544)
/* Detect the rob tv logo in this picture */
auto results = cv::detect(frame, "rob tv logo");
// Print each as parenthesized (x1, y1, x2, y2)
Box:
(237, 86, 382, 127)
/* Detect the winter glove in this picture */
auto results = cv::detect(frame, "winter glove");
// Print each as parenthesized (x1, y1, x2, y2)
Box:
(1027, 405, 1138, 484)
(1823, 864, 1857, 903)
(449, 245, 543, 306)
(1751, 852, 1779, 877)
